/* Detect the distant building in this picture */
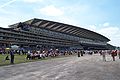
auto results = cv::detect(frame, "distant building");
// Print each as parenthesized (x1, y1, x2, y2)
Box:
(0, 18, 112, 50)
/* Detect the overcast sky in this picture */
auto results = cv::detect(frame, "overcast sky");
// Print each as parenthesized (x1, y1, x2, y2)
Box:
(0, 0, 120, 46)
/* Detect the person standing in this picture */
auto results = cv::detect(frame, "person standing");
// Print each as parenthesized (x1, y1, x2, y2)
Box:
(10, 50, 14, 64)
(102, 50, 106, 61)
(78, 51, 80, 57)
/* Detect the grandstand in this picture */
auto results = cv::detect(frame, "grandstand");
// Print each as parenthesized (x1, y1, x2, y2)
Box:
(0, 18, 113, 50)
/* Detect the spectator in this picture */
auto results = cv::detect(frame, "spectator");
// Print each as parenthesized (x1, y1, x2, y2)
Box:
(118, 50, 120, 59)
(78, 51, 80, 57)
(10, 50, 14, 64)
(102, 50, 106, 61)
(111, 50, 117, 61)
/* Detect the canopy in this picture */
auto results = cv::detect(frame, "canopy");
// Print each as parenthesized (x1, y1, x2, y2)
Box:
(11, 45, 19, 50)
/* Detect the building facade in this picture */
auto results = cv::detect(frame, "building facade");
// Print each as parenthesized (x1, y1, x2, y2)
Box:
(0, 18, 111, 50)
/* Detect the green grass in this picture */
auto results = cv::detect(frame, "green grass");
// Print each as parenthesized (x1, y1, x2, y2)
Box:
(0, 54, 75, 66)
(0, 54, 27, 66)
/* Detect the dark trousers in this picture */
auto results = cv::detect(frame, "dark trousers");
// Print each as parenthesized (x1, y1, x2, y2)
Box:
(81, 53, 83, 56)
(112, 56, 115, 61)
(78, 53, 80, 57)
(10, 55, 14, 64)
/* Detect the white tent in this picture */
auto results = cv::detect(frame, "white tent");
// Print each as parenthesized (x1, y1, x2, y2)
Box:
(11, 45, 19, 50)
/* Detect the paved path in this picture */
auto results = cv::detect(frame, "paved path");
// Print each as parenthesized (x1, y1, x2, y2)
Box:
(0, 54, 120, 80)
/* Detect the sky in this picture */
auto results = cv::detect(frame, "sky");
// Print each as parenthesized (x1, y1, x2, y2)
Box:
(0, 0, 120, 46)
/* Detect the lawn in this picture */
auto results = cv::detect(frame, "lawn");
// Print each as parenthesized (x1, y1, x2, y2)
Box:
(0, 54, 47, 66)
(0, 54, 74, 66)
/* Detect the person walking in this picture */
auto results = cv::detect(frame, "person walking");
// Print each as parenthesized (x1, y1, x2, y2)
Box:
(80, 50, 84, 56)
(111, 50, 117, 61)
(102, 50, 106, 61)
(10, 50, 14, 64)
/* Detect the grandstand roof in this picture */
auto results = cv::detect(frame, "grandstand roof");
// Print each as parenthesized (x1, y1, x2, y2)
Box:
(9, 18, 110, 42)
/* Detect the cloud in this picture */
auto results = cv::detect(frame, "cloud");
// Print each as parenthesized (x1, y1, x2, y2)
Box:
(0, 16, 14, 28)
(103, 22, 109, 27)
(23, 0, 43, 3)
(56, 16, 80, 26)
(98, 27, 119, 38)
(88, 25, 97, 31)
(0, 0, 17, 9)
(85, 23, 120, 46)
(97, 26, 120, 46)
(37, 5, 64, 16)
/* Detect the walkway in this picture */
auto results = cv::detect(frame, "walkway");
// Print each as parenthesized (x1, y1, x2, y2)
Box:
(0, 54, 120, 80)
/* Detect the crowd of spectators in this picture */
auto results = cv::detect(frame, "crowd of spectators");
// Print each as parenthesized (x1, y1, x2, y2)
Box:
(26, 49, 74, 60)
(1, 48, 120, 64)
